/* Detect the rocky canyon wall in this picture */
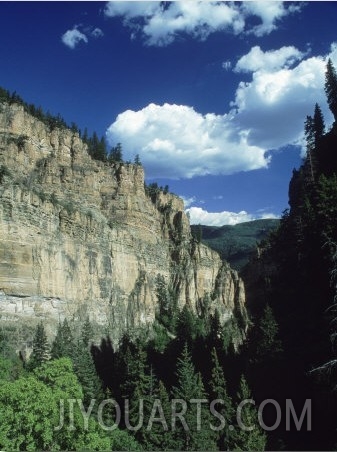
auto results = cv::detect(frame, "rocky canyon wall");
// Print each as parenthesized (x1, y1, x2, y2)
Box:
(0, 102, 246, 348)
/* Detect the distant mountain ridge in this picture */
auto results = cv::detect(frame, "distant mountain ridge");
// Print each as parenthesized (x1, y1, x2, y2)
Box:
(191, 219, 280, 271)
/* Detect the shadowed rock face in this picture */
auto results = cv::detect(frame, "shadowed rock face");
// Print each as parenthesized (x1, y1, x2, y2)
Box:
(0, 102, 246, 347)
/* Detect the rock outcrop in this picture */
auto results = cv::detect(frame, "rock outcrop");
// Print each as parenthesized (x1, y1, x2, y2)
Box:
(0, 102, 246, 347)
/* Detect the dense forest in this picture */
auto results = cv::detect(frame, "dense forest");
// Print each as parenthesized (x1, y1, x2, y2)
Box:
(0, 59, 337, 450)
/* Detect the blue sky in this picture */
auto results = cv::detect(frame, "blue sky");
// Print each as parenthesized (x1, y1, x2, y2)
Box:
(0, 1, 336, 225)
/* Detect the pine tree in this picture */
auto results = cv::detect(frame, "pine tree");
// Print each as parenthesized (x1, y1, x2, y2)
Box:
(313, 103, 325, 146)
(51, 319, 74, 360)
(146, 380, 175, 450)
(73, 318, 102, 407)
(81, 316, 93, 348)
(118, 342, 164, 447)
(255, 304, 283, 362)
(325, 58, 337, 120)
(134, 154, 142, 166)
(234, 375, 266, 451)
(29, 322, 50, 369)
(209, 348, 235, 450)
(172, 344, 217, 450)
(304, 115, 316, 182)
(176, 305, 197, 345)
(109, 143, 123, 162)
(73, 339, 101, 407)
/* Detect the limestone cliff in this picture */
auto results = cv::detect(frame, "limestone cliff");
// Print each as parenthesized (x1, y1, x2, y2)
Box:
(0, 102, 246, 347)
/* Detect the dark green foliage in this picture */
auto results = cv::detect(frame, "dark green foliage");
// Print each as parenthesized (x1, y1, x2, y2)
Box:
(325, 58, 337, 120)
(51, 319, 75, 359)
(109, 142, 123, 162)
(171, 344, 217, 450)
(74, 342, 102, 406)
(234, 375, 266, 451)
(71, 318, 102, 406)
(210, 348, 235, 450)
(134, 153, 142, 165)
(85, 131, 107, 162)
(81, 315, 94, 347)
(313, 103, 325, 146)
(176, 305, 207, 345)
(145, 182, 172, 204)
(28, 321, 50, 370)
(146, 379, 175, 450)
(316, 174, 337, 239)
(155, 274, 178, 332)
(253, 304, 283, 362)
(240, 63, 337, 449)
(193, 219, 280, 270)
(192, 223, 203, 243)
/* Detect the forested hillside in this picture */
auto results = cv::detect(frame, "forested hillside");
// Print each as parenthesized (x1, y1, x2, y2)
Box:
(241, 58, 337, 450)
(191, 219, 280, 270)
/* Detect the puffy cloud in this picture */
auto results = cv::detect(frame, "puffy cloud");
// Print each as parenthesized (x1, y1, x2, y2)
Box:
(106, 103, 269, 179)
(234, 45, 304, 73)
(186, 206, 279, 226)
(104, 1, 297, 46)
(61, 28, 88, 49)
(242, 1, 301, 37)
(230, 43, 337, 151)
(61, 25, 103, 49)
(106, 43, 337, 180)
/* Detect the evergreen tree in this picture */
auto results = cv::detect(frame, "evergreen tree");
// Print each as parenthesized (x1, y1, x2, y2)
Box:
(257, 304, 282, 360)
(325, 58, 337, 120)
(73, 318, 102, 407)
(304, 115, 316, 182)
(155, 274, 177, 331)
(29, 321, 50, 369)
(209, 348, 235, 450)
(134, 154, 142, 165)
(313, 103, 325, 146)
(146, 379, 175, 450)
(172, 344, 217, 450)
(118, 341, 165, 447)
(109, 143, 123, 162)
(81, 316, 94, 348)
(176, 305, 198, 346)
(234, 375, 266, 451)
(51, 319, 74, 360)
(82, 127, 89, 144)
(73, 340, 101, 407)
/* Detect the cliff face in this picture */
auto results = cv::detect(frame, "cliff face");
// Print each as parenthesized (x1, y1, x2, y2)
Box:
(0, 102, 246, 346)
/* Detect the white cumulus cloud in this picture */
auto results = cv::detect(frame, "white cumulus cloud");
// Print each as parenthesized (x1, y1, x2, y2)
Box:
(106, 43, 337, 180)
(230, 43, 337, 151)
(62, 28, 88, 49)
(235, 45, 304, 73)
(186, 206, 279, 226)
(106, 103, 269, 179)
(104, 1, 298, 46)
